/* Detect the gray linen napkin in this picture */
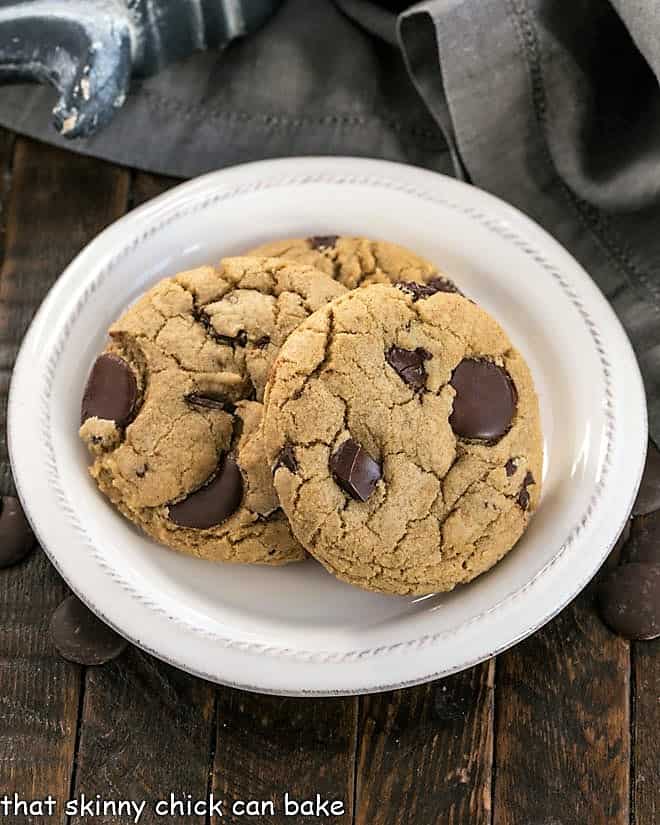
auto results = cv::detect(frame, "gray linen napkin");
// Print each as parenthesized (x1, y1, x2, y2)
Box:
(0, 0, 658, 442)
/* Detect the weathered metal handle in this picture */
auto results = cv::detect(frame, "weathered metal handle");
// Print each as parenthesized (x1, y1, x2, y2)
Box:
(0, 0, 281, 137)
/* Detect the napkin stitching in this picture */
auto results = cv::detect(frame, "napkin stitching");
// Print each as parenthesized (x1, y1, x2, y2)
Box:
(133, 86, 441, 144)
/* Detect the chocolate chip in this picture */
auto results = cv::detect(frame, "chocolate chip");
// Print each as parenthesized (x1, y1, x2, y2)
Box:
(185, 393, 236, 414)
(274, 444, 298, 474)
(81, 353, 138, 426)
(386, 346, 431, 390)
(624, 511, 660, 565)
(397, 277, 461, 300)
(449, 359, 517, 441)
(517, 471, 535, 511)
(50, 595, 128, 665)
(505, 459, 517, 477)
(168, 456, 243, 528)
(633, 441, 660, 516)
(427, 276, 462, 295)
(0, 496, 35, 568)
(308, 235, 339, 250)
(255, 336, 270, 349)
(193, 306, 248, 347)
(597, 563, 660, 640)
(330, 439, 381, 502)
(212, 329, 248, 347)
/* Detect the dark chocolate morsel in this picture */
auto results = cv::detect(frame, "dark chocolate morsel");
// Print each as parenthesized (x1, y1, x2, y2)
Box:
(193, 306, 248, 347)
(212, 329, 248, 348)
(505, 459, 517, 477)
(308, 235, 339, 250)
(50, 595, 128, 665)
(274, 444, 298, 474)
(330, 438, 381, 502)
(255, 336, 271, 349)
(427, 276, 462, 295)
(449, 359, 517, 441)
(397, 278, 462, 300)
(0, 496, 35, 568)
(633, 440, 660, 516)
(168, 456, 243, 529)
(517, 471, 535, 511)
(604, 518, 632, 571)
(81, 353, 138, 426)
(597, 563, 660, 640)
(625, 511, 660, 565)
(185, 393, 236, 414)
(386, 346, 431, 390)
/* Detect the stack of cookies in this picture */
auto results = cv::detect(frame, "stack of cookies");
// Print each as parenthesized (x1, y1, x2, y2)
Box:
(80, 236, 542, 595)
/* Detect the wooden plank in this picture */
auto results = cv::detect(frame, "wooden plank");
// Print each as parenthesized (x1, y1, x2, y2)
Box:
(130, 170, 179, 207)
(0, 136, 129, 822)
(70, 648, 215, 825)
(0, 127, 15, 497)
(0, 128, 14, 272)
(354, 662, 494, 825)
(629, 510, 660, 825)
(69, 169, 216, 824)
(211, 689, 358, 824)
(493, 590, 630, 825)
(633, 640, 660, 825)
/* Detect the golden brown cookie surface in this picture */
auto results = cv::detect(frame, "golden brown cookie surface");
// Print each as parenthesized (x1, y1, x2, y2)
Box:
(247, 236, 458, 291)
(263, 285, 543, 594)
(79, 256, 346, 564)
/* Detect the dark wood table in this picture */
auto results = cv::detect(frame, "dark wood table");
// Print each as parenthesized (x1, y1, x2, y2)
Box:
(0, 129, 657, 825)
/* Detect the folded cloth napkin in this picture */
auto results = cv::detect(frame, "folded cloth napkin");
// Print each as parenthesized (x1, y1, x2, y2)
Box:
(1, 0, 659, 443)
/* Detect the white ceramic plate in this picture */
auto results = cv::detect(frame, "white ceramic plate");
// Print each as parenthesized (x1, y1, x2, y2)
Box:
(8, 157, 647, 696)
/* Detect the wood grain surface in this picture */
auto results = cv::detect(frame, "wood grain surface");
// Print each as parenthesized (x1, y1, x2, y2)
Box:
(212, 690, 358, 824)
(0, 132, 658, 825)
(494, 588, 631, 825)
(0, 134, 128, 822)
(355, 662, 494, 825)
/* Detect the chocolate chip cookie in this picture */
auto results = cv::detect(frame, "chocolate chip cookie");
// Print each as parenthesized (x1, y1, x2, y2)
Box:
(247, 235, 459, 292)
(263, 284, 543, 594)
(79, 256, 346, 563)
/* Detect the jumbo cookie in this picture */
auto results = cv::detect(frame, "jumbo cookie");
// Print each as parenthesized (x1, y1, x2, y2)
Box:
(263, 284, 543, 595)
(79, 256, 346, 564)
(247, 235, 460, 292)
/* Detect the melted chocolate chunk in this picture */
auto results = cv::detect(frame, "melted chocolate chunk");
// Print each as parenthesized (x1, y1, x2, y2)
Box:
(81, 353, 138, 426)
(169, 456, 243, 528)
(193, 306, 248, 347)
(397, 277, 461, 301)
(255, 336, 270, 349)
(274, 444, 298, 474)
(505, 459, 517, 477)
(308, 235, 339, 250)
(517, 471, 535, 510)
(449, 359, 517, 441)
(185, 393, 236, 414)
(625, 512, 660, 566)
(597, 563, 660, 640)
(386, 346, 431, 390)
(50, 595, 128, 665)
(330, 439, 381, 502)
(0, 496, 35, 568)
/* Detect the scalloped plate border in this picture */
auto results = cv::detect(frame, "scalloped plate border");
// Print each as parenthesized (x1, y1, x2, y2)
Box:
(8, 157, 647, 695)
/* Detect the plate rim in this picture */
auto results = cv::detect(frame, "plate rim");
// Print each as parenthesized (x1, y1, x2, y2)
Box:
(8, 156, 648, 695)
